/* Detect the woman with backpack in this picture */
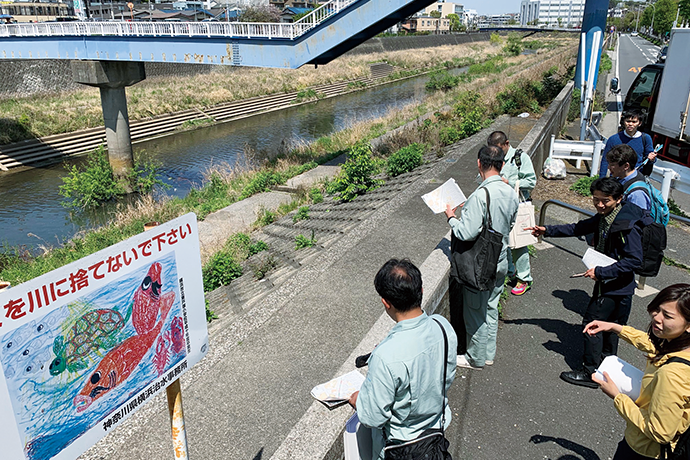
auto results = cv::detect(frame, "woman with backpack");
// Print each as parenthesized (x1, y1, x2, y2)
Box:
(585, 284, 690, 459)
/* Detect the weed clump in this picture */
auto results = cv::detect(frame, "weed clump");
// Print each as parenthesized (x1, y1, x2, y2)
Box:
(295, 230, 317, 249)
(387, 143, 425, 176)
(569, 175, 599, 196)
(426, 70, 460, 92)
(292, 206, 310, 223)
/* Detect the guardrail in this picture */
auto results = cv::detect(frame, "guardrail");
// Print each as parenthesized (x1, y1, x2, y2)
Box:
(0, 0, 355, 39)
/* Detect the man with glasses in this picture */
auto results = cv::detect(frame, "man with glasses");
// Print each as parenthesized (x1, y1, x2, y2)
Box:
(528, 178, 644, 389)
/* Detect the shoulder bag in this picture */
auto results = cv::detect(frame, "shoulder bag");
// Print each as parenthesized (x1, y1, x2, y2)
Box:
(383, 318, 452, 460)
(450, 187, 503, 291)
(509, 180, 538, 250)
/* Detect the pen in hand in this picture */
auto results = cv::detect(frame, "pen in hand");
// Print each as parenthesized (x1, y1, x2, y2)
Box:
(570, 272, 586, 278)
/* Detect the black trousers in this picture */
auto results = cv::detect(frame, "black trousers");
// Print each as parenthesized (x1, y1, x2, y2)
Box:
(449, 275, 466, 355)
(612, 439, 654, 459)
(582, 288, 633, 375)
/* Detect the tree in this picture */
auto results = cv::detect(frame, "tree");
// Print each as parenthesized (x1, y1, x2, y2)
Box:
(237, 4, 281, 23)
(429, 10, 441, 18)
(652, 0, 678, 36)
(680, 0, 690, 25)
(557, 16, 562, 27)
(447, 13, 463, 31)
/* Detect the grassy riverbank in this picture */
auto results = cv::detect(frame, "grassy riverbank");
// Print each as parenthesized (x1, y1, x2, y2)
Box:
(0, 34, 572, 145)
(0, 35, 577, 291)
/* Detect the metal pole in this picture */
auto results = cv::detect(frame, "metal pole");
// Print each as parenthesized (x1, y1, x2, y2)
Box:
(167, 379, 190, 459)
(144, 222, 190, 460)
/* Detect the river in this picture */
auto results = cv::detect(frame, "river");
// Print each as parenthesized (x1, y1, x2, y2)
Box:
(0, 68, 465, 252)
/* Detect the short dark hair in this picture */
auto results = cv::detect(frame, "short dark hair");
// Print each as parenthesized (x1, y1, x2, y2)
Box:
(620, 109, 645, 128)
(606, 144, 637, 170)
(374, 258, 423, 312)
(477, 145, 504, 172)
(487, 131, 508, 147)
(647, 284, 690, 362)
(590, 176, 624, 198)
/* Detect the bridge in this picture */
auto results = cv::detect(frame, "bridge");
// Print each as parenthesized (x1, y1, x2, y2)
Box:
(0, 0, 437, 68)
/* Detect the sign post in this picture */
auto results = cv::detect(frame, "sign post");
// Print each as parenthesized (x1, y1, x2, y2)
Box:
(145, 221, 190, 460)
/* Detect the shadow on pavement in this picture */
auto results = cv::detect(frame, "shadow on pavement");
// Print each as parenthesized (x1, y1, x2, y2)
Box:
(503, 289, 590, 369)
(530, 434, 601, 460)
(253, 447, 264, 460)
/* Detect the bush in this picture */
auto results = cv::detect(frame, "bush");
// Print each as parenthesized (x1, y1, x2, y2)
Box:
(202, 251, 243, 292)
(439, 126, 462, 146)
(387, 143, 425, 176)
(59, 146, 126, 209)
(496, 79, 541, 116)
(569, 175, 598, 196)
(425, 70, 460, 92)
(327, 142, 383, 202)
(568, 88, 582, 122)
(490, 32, 502, 45)
(504, 33, 523, 56)
(295, 230, 317, 249)
(255, 207, 276, 227)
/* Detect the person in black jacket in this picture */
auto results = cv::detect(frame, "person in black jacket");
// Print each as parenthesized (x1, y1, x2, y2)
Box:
(528, 177, 644, 388)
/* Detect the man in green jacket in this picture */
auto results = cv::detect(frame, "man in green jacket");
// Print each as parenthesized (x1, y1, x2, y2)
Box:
(488, 130, 537, 296)
(445, 145, 518, 369)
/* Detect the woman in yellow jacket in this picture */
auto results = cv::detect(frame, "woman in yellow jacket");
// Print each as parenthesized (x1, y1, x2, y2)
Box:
(585, 284, 690, 459)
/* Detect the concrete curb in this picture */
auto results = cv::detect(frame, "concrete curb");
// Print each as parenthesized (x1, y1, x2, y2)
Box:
(269, 233, 452, 460)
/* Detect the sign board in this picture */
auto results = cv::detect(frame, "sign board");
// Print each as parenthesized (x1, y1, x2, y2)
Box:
(0, 213, 208, 460)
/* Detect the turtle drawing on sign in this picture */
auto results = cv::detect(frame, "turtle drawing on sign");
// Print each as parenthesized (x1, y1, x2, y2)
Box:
(49, 307, 131, 376)
(73, 289, 174, 412)
(72, 261, 177, 412)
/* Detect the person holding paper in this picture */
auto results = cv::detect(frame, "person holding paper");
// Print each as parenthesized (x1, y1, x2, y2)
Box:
(349, 259, 457, 460)
(528, 177, 644, 388)
(584, 284, 690, 459)
(488, 130, 537, 296)
(445, 145, 518, 369)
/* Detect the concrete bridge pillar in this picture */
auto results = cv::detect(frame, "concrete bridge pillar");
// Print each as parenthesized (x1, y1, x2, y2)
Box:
(71, 61, 146, 188)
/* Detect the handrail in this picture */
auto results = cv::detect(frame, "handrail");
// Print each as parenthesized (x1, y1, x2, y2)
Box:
(0, 0, 357, 40)
(537, 199, 689, 290)
(538, 199, 690, 234)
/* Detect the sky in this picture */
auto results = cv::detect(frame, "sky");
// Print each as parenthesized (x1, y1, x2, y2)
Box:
(461, 0, 521, 16)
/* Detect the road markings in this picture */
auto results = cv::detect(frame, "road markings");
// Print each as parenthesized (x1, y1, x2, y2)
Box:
(628, 66, 642, 73)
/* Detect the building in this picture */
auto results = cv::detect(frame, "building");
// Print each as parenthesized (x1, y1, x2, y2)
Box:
(401, 16, 451, 33)
(520, 0, 585, 27)
(422, 0, 463, 19)
(477, 13, 519, 27)
(0, 1, 74, 22)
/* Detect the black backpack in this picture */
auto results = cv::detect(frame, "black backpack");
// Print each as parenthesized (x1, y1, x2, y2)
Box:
(660, 357, 690, 460)
(635, 215, 667, 277)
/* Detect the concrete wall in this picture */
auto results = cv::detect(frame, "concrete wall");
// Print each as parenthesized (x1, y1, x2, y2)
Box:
(0, 33, 491, 98)
(0, 61, 213, 98)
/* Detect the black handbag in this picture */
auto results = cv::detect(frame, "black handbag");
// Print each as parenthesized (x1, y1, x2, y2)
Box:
(450, 187, 503, 291)
(384, 319, 453, 460)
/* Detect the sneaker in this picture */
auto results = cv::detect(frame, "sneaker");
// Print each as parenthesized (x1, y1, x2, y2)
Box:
(485, 360, 494, 366)
(456, 354, 483, 370)
(511, 281, 532, 296)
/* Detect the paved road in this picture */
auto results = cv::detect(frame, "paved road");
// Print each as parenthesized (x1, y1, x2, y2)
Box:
(618, 33, 661, 95)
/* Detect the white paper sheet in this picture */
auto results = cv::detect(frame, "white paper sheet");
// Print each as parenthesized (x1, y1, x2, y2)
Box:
(421, 178, 467, 214)
(311, 370, 365, 404)
(595, 355, 644, 400)
(582, 248, 617, 270)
